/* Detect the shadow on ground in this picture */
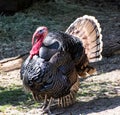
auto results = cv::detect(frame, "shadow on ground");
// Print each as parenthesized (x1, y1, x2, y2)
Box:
(0, 86, 33, 107)
(52, 96, 120, 115)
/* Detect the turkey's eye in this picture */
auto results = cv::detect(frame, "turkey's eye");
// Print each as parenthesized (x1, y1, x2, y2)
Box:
(39, 30, 43, 33)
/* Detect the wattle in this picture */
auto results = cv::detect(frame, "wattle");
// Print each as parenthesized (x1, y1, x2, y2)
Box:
(30, 39, 43, 58)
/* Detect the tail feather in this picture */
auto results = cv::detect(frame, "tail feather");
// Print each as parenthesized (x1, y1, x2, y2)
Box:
(66, 15, 103, 63)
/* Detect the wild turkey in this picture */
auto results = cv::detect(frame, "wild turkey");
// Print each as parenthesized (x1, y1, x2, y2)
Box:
(20, 15, 102, 114)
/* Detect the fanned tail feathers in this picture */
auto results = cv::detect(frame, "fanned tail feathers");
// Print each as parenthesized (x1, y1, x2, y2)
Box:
(66, 15, 103, 63)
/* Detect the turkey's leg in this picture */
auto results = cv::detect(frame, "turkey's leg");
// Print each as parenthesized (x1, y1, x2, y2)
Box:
(32, 92, 40, 102)
(41, 94, 48, 109)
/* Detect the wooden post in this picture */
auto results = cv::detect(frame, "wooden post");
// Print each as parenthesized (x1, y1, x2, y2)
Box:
(0, 52, 29, 72)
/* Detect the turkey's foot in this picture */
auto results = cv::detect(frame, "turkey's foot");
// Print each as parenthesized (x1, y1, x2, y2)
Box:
(41, 107, 51, 115)
(41, 97, 53, 115)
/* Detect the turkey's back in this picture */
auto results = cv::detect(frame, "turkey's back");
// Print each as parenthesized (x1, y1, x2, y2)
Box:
(39, 31, 84, 63)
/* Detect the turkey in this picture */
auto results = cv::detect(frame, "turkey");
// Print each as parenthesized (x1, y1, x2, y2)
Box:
(20, 15, 102, 114)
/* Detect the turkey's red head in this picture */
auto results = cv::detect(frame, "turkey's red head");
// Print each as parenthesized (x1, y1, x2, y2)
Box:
(30, 26, 48, 58)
